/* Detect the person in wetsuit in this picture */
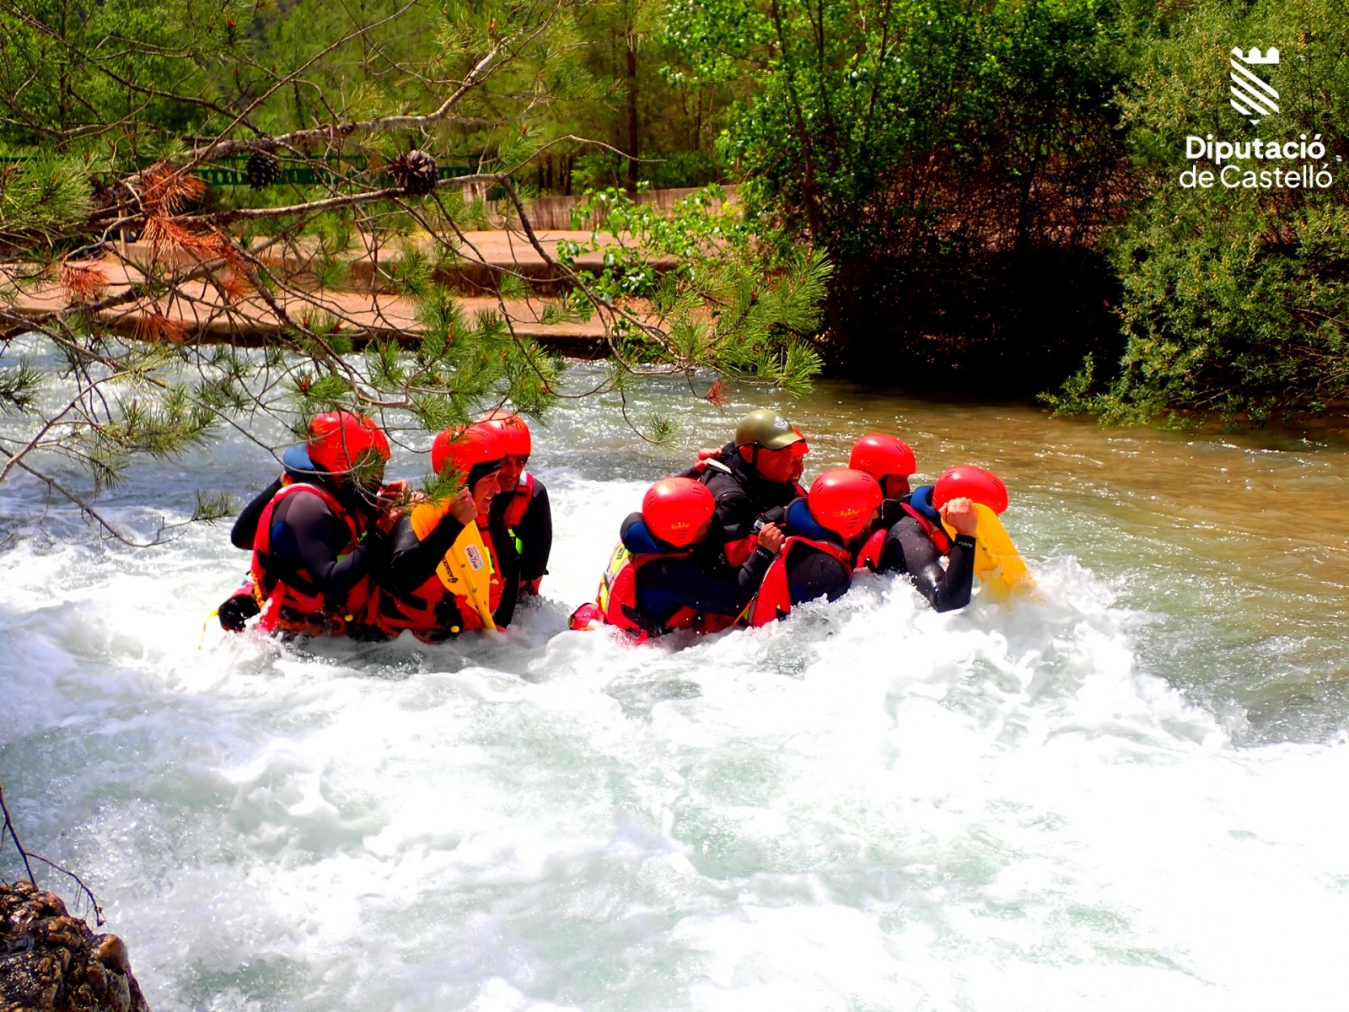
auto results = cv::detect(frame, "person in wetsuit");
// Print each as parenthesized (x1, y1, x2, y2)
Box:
(844, 434, 984, 613)
(570, 477, 784, 636)
(224, 411, 395, 635)
(849, 432, 918, 530)
(686, 408, 809, 569)
(630, 478, 784, 630)
(480, 412, 552, 598)
(874, 488, 978, 613)
(372, 424, 521, 638)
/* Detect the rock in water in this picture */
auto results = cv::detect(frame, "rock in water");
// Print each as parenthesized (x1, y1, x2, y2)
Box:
(0, 881, 149, 1012)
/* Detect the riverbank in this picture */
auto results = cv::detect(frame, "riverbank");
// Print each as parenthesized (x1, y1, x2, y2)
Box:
(4, 231, 674, 351)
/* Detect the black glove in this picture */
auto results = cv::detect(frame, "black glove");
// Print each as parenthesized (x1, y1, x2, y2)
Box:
(218, 593, 261, 632)
(361, 526, 391, 563)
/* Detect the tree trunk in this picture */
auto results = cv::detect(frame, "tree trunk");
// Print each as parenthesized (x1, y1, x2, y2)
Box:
(625, 35, 639, 192)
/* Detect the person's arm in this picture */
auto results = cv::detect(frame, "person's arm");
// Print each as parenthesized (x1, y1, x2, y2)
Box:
(272, 491, 389, 597)
(879, 517, 976, 612)
(488, 509, 521, 627)
(231, 477, 283, 549)
(710, 484, 754, 545)
(384, 499, 471, 595)
(516, 483, 552, 583)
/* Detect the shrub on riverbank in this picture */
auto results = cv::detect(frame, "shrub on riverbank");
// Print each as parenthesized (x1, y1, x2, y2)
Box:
(689, 0, 1135, 394)
(1045, 0, 1349, 425)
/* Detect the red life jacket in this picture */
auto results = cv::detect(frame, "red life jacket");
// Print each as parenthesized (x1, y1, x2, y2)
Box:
(572, 543, 737, 641)
(500, 471, 534, 530)
(250, 482, 374, 636)
(372, 517, 505, 640)
(499, 472, 543, 595)
(743, 535, 855, 628)
(854, 528, 887, 573)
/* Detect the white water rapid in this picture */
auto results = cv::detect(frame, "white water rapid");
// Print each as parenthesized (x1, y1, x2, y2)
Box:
(3, 366, 1349, 1011)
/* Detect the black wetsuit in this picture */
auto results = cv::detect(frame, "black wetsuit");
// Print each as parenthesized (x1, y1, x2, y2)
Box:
(750, 499, 855, 606)
(621, 513, 775, 630)
(262, 485, 388, 601)
(231, 477, 283, 549)
(878, 519, 977, 613)
(490, 477, 552, 592)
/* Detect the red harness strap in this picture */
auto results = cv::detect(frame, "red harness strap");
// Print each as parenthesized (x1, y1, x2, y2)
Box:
(854, 529, 887, 573)
(500, 472, 534, 529)
(901, 503, 952, 554)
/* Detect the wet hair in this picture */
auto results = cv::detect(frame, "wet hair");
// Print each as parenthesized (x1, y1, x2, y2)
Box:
(465, 458, 505, 490)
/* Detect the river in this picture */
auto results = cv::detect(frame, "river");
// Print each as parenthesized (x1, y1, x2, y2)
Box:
(2, 362, 1349, 1010)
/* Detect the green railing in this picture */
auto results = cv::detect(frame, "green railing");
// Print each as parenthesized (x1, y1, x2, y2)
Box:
(190, 154, 485, 187)
(0, 153, 487, 189)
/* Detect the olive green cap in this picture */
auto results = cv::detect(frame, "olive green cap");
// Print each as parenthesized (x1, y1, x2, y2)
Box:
(733, 408, 805, 451)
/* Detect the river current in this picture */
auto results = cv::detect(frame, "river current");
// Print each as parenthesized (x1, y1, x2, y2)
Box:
(2, 363, 1349, 1010)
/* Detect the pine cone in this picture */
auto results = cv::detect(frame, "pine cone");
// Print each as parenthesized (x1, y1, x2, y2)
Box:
(389, 150, 438, 196)
(245, 150, 281, 190)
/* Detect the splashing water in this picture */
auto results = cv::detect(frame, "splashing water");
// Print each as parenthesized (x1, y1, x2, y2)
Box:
(3, 366, 1349, 1011)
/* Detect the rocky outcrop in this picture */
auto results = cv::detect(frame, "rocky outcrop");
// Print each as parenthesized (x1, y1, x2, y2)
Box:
(0, 882, 149, 1012)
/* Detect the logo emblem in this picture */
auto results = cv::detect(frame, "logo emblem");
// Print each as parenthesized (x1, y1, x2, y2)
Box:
(1230, 47, 1279, 125)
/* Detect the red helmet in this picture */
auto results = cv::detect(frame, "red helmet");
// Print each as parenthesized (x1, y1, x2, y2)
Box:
(849, 433, 916, 481)
(642, 477, 716, 548)
(808, 469, 883, 540)
(306, 411, 390, 475)
(431, 424, 503, 483)
(479, 410, 532, 456)
(933, 465, 1008, 514)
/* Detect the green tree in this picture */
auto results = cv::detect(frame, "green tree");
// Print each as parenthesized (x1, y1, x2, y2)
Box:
(677, 0, 1133, 394)
(1046, 0, 1349, 425)
(0, 0, 825, 541)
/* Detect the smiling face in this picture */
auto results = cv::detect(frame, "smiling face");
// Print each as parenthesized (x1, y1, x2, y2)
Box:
(496, 453, 528, 489)
(471, 469, 502, 516)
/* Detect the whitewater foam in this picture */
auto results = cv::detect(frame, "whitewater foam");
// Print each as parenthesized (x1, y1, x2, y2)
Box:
(2, 387, 1349, 1010)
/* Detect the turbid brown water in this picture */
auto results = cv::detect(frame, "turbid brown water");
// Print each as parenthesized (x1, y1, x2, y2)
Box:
(671, 380, 1349, 744)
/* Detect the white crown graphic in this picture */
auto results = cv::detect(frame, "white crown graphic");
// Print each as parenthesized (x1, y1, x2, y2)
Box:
(1230, 47, 1280, 124)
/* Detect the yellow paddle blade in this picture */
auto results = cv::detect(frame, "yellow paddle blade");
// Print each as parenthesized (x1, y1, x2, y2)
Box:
(944, 503, 1034, 601)
(409, 502, 497, 631)
(437, 523, 498, 631)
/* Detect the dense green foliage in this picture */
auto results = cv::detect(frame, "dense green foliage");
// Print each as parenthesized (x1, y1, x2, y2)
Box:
(1, 0, 1346, 528)
(0, 0, 822, 537)
(669, 0, 1134, 393)
(1045, 0, 1349, 424)
(660, 0, 1349, 422)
